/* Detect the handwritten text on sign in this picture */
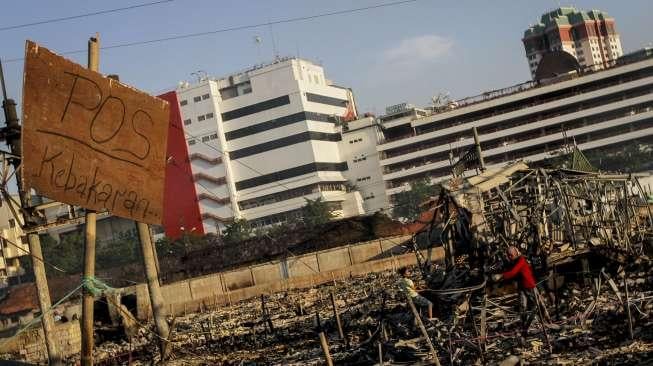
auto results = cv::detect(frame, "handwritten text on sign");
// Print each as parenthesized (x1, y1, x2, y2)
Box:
(22, 41, 170, 225)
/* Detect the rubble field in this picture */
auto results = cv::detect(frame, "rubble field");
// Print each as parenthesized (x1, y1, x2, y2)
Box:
(90, 254, 653, 366)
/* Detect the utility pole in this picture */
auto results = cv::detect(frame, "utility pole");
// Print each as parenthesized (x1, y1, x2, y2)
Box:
(81, 34, 100, 366)
(0, 60, 62, 364)
(137, 221, 170, 359)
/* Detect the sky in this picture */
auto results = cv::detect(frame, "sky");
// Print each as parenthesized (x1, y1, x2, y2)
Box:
(0, 0, 652, 114)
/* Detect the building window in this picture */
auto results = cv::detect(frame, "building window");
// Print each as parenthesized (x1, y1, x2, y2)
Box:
(356, 176, 371, 182)
(206, 112, 214, 119)
(225, 111, 333, 141)
(209, 133, 219, 140)
(221, 95, 290, 121)
(180, 100, 188, 106)
(229, 131, 341, 159)
(305, 93, 348, 107)
(198, 115, 206, 122)
(243, 87, 252, 94)
(202, 136, 210, 142)
(183, 119, 192, 126)
(188, 139, 196, 145)
(202, 94, 210, 100)
(8, 219, 15, 228)
(193, 96, 202, 103)
(235, 162, 348, 190)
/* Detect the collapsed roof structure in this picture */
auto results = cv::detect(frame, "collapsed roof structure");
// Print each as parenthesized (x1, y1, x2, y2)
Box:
(414, 160, 653, 272)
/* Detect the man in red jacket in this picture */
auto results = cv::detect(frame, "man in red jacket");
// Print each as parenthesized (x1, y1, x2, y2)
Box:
(492, 246, 538, 337)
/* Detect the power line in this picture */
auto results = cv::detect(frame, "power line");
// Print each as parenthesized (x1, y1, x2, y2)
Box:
(0, 0, 175, 32)
(2, 0, 422, 63)
(185, 128, 428, 221)
(183, 130, 296, 193)
(1, 235, 69, 274)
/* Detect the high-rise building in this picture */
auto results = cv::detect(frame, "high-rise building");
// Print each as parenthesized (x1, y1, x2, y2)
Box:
(176, 57, 375, 233)
(377, 54, 653, 206)
(523, 7, 623, 78)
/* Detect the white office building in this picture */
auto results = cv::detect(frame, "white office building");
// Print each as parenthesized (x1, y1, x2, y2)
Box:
(176, 57, 373, 233)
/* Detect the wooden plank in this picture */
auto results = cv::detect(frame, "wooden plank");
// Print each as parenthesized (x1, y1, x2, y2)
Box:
(22, 40, 169, 224)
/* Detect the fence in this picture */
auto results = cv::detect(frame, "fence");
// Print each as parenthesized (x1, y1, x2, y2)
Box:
(126, 235, 444, 319)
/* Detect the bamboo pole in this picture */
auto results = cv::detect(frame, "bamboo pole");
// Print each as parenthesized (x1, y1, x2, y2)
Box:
(138, 222, 171, 360)
(81, 33, 100, 366)
(406, 295, 440, 366)
(623, 270, 634, 339)
(28, 234, 63, 365)
(330, 292, 345, 341)
(318, 332, 333, 366)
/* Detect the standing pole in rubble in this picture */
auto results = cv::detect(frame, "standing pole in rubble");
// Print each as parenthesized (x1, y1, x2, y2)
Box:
(28, 235, 63, 365)
(81, 34, 100, 366)
(1, 59, 62, 365)
(138, 221, 170, 359)
(318, 332, 334, 366)
(406, 295, 441, 366)
(623, 270, 634, 339)
(472, 127, 485, 171)
(330, 292, 345, 341)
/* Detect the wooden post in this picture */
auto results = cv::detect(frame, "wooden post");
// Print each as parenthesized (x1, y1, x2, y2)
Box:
(534, 289, 552, 353)
(315, 311, 322, 330)
(623, 271, 634, 339)
(581, 257, 591, 287)
(137, 222, 170, 359)
(27, 234, 63, 365)
(330, 292, 345, 341)
(261, 294, 274, 333)
(3, 51, 63, 366)
(81, 210, 97, 366)
(378, 341, 384, 366)
(318, 332, 334, 366)
(87, 33, 99, 71)
(553, 266, 560, 319)
(480, 294, 487, 353)
(406, 295, 441, 366)
(381, 321, 388, 341)
(81, 34, 100, 366)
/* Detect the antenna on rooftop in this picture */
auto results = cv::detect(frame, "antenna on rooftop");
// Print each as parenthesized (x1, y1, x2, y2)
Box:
(191, 70, 207, 83)
(268, 22, 279, 61)
(254, 35, 263, 64)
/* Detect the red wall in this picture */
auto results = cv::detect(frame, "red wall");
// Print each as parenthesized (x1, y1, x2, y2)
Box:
(158, 91, 204, 239)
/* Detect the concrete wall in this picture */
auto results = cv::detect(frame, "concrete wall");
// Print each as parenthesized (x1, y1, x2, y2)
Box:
(132, 235, 445, 319)
(251, 262, 283, 285)
(349, 241, 383, 263)
(0, 320, 81, 362)
(317, 247, 351, 272)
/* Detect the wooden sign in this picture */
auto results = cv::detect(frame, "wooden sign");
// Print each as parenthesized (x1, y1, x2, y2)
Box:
(21, 41, 170, 225)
